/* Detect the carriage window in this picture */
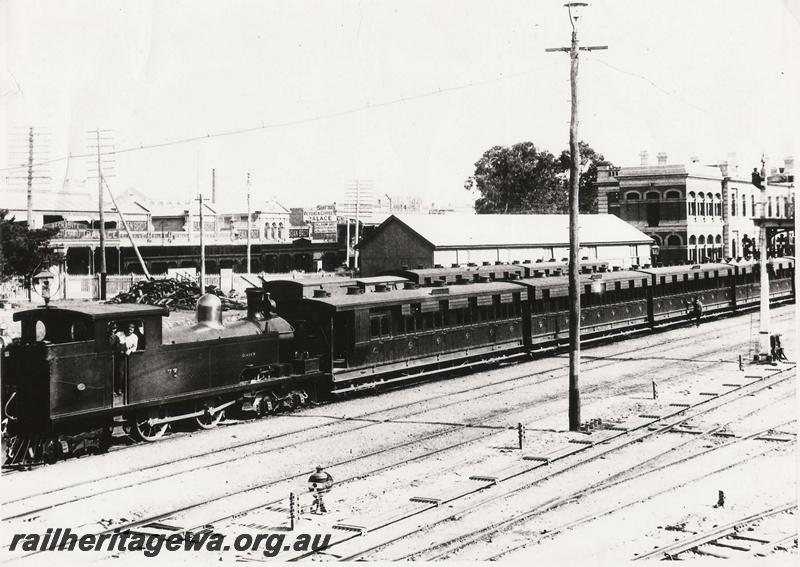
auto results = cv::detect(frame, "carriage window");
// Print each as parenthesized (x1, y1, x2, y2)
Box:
(370, 314, 391, 338)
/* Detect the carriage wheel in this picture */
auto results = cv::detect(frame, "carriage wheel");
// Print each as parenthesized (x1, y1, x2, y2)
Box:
(195, 406, 225, 430)
(133, 416, 170, 442)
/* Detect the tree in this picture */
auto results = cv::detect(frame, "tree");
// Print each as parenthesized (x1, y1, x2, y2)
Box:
(558, 142, 607, 214)
(465, 141, 609, 214)
(0, 210, 59, 283)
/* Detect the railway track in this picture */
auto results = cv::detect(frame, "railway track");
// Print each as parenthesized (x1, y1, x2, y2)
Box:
(3, 309, 761, 523)
(406, 394, 796, 561)
(633, 503, 797, 560)
(277, 365, 794, 561)
(2, 313, 793, 563)
(459, 414, 797, 561)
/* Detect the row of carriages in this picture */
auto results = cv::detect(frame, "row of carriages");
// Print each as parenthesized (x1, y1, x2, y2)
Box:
(265, 258, 795, 392)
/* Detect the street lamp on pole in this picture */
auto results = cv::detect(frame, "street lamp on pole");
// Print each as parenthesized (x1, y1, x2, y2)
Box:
(546, 2, 607, 431)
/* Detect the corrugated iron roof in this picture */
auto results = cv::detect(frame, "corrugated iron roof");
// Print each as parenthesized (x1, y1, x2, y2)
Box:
(364, 214, 652, 249)
(306, 281, 523, 311)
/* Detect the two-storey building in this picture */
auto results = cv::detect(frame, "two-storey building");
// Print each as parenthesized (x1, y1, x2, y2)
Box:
(596, 153, 794, 264)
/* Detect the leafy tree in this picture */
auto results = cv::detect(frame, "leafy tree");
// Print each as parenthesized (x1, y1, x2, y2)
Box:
(465, 141, 609, 214)
(0, 210, 59, 283)
(558, 142, 607, 214)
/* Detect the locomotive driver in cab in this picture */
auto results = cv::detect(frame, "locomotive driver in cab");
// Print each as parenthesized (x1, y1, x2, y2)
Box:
(123, 323, 139, 355)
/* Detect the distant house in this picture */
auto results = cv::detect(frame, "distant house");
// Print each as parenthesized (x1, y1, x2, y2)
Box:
(356, 214, 653, 276)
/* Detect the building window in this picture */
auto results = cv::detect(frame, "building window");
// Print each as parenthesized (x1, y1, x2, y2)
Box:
(646, 191, 660, 200)
(731, 190, 737, 216)
(666, 235, 682, 246)
(768, 197, 773, 217)
(626, 192, 640, 200)
(698, 192, 706, 216)
(665, 190, 681, 199)
(742, 194, 747, 217)
(751, 195, 756, 217)
(715, 193, 722, 216)
(688, 192, 697, 216)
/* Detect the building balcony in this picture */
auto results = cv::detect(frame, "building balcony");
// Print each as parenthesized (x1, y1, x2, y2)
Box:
(51, 228, 291, 246)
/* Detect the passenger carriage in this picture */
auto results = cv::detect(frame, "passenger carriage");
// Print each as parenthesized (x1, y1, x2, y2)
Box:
(517, 270, 650, 346)
(278, 280, 528, 392)
(725, 257, 795, 310)
(637, 263, 735, 322)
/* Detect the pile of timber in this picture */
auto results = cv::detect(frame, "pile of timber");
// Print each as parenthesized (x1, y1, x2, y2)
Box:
(107, 278, 246, 310)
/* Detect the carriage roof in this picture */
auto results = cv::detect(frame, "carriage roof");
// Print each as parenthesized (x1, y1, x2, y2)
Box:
(303, 281, 525, 311)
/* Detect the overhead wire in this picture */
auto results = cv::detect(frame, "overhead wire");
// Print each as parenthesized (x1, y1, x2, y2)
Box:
(0, 63, 555, 174)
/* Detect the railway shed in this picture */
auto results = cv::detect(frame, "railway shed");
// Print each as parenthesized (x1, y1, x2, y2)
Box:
(357, 214, 653, 276)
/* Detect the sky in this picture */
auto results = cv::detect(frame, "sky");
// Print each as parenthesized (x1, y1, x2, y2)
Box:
(2, 0, 799, 210)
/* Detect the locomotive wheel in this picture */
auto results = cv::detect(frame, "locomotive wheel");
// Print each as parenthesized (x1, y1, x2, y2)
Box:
(133, 417, 169, 442)
(43, 439, 62, 464)
(195, 407, 225, 430)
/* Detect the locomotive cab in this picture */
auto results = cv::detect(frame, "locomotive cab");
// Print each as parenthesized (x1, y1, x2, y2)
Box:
(4, 304, 168, 435)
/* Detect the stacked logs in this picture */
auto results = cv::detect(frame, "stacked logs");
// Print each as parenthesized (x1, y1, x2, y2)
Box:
(108, 278, 246, 311)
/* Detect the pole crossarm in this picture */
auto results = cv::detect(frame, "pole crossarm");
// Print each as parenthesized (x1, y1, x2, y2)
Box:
(545, 46, 607, 52)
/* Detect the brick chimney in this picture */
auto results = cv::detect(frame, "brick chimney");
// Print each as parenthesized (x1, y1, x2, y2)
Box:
(640, 150, 649, 166)
(657, 152, 667, 165)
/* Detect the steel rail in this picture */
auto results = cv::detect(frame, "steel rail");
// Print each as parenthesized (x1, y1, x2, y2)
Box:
(284, 367, 794, 561)
(413, 399, 796, 560)
(633, 502, 797, 560)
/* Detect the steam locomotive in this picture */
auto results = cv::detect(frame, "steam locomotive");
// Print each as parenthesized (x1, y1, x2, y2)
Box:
(1, 258, 794, 465)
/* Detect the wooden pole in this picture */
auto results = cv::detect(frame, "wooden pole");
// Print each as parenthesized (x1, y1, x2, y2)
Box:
(198, 194, 206, 292)
(96, 129, 107, 299)
(758, 156, 770, 360)
(567, 28, 581, 431)
(546, 3, 607, 431)
(247, 172, 252, 274)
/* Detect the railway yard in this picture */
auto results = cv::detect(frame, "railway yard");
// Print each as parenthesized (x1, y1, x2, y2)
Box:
(1, 304, 797, 563)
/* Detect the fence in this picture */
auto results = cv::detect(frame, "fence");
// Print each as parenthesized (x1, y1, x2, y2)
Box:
(1, 271, 344, 304)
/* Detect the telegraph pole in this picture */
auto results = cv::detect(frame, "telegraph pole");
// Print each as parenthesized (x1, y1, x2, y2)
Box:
(197, 193, 206, 292)
(546, 2, 607, 431)
(757, 155, 771, 361)
(354, 180, 361, 270)
(26, 127, 34, 227)
(95, 129, 107, 299)
(246, 172, 252, 274)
